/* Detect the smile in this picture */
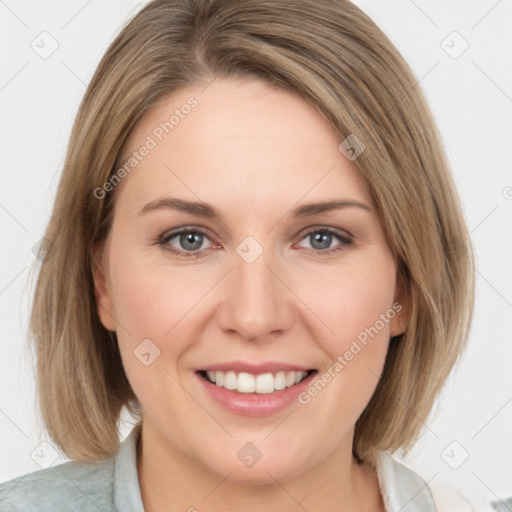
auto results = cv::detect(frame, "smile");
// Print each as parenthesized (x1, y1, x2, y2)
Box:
(198, 370, 315, 394)
(194, 361, 318, 416)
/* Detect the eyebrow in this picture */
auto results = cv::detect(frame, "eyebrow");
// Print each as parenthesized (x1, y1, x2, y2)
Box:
(139, 197, 372, 219)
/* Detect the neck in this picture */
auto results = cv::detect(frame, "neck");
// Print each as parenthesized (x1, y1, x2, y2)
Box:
(136, 421, 384, 512)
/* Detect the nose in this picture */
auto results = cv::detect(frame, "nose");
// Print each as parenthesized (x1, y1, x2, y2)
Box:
(216, 249, 296, 342)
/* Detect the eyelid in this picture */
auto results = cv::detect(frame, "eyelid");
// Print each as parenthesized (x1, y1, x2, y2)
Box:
(159, 224, 353, 242)
(294, 226, 353, 255)
(158, 224, 353, 257)
(159, 225, 216, 243)
(297, 224, 353, 241)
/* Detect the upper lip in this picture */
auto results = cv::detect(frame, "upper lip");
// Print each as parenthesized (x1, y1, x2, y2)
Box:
(196, 361, 315, 374)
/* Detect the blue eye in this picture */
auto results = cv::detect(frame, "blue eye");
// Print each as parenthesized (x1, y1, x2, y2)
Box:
(298, 228, 352, 255)
(158, 226, 352, 258)
(159, 228, 212, 258)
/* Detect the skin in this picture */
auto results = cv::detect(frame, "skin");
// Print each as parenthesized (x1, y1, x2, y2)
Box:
(94, 77, 409, 512)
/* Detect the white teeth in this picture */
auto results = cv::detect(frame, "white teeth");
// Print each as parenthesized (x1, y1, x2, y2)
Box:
(223, 371, 237, 390)
(255, 373, 274, 394)
(204, 370, 309, 393)
(274, 371, 287, 391)
(237, 372, 255, 392)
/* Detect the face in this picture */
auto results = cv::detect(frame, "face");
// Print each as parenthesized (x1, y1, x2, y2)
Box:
(94, 77, 407, 483)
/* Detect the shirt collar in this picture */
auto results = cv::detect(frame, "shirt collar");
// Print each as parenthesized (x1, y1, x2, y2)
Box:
(114, 422, 146, 511)
(374, 450, 437, 511)
(113, 424, 436, 512)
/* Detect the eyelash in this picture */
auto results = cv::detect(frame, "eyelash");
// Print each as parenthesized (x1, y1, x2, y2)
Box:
(157, 226, 353, 259)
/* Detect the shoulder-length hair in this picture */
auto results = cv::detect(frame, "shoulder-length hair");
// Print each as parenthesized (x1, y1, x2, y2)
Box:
(30, 0, 474, 464)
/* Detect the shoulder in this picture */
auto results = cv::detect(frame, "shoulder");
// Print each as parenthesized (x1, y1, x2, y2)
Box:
(374, 452, 477, 512)
(374, 451, 437, 511)
(0, 456, 116, 512)
(429, 481, 485, 512)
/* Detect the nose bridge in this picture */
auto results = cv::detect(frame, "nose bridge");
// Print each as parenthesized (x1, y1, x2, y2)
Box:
(217, 242, 294, 341)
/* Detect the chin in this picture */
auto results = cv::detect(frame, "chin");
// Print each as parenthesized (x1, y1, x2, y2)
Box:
(198, 441, 316, 485)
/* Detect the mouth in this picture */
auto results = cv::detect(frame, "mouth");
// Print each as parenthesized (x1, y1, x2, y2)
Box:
(196, 369, 317, 394)
(193, 361, 319, 416)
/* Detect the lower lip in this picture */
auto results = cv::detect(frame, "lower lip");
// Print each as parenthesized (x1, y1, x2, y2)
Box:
(195, 371, 317, 417)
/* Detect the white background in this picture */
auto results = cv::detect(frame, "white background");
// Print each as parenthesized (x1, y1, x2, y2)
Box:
(1, 1, 511, 510)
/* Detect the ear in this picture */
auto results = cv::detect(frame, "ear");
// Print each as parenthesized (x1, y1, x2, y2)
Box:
(92, 239, 117, 332)
(389, 270, 410, 337)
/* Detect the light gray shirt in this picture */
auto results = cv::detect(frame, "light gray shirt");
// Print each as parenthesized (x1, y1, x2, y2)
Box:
(0, 425, 436, 511)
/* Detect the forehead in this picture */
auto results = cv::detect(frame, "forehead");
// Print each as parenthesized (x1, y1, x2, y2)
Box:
(115, 77, 372, 215)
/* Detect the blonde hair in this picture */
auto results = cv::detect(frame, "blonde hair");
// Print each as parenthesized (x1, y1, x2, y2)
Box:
(30, 0, 474, 465)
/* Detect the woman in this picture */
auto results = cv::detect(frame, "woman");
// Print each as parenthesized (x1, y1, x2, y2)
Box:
(0, 0, 474, 510)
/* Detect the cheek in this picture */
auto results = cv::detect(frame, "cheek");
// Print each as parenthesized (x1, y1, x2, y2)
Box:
(106, 242, 197, 411)
(107, 236, 198, 337)
(301, 254, 397, 352)
(106, 237, 215, 392)
(295, 253, 397, 408)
